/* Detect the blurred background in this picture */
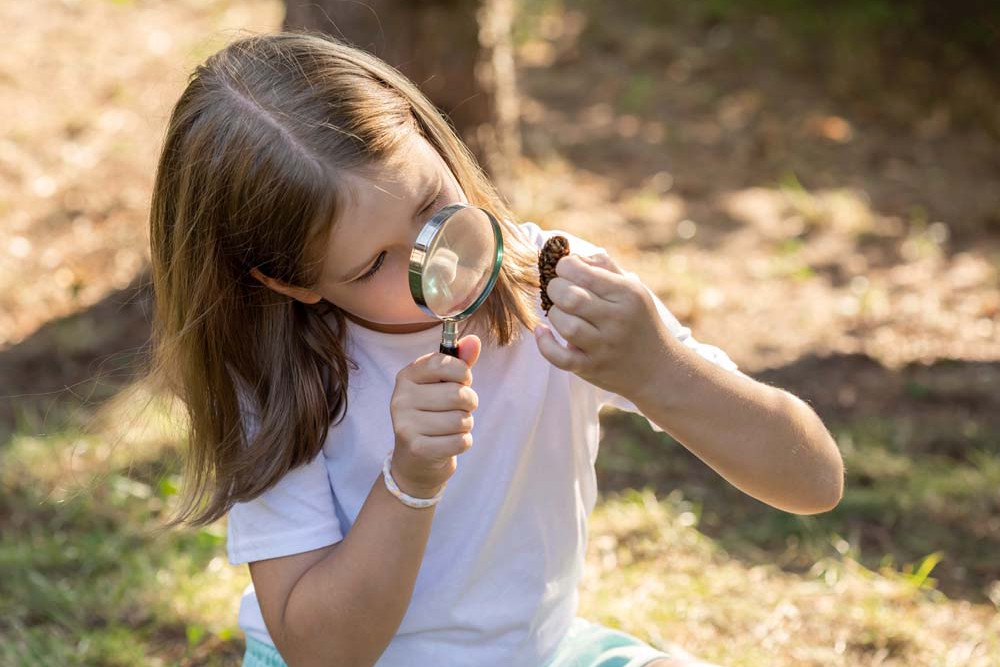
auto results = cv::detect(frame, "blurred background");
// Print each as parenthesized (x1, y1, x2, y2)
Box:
(1, 0, 998, 665)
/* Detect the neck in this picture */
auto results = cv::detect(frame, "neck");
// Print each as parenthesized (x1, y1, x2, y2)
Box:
(343, 310, 440, 334)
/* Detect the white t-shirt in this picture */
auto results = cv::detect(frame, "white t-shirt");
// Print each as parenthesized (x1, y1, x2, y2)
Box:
(226, 222, 740, 666)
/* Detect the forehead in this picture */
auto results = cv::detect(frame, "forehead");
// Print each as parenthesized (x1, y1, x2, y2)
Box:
(316, 133, 445, 281)
(341, 133, 442, 212)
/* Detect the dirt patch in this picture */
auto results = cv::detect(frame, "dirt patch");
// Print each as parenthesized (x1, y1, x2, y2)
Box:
(514, 1, 1000, 378)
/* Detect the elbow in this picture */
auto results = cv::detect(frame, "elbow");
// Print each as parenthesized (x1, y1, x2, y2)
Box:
(825, 463, 845, 511)
(813, 432, 846, 513)
(280, 618, 378, 667)
(788, 459, 844, 515)
(794, 478, 843, 515)
(280, 605, 373, 667)
(783, 393, 845, 515)
(279, 635, 373, 667)
(792, 449, 844, 515)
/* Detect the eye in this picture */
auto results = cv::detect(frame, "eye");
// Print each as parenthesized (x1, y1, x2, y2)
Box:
(354, 251, 386, 283)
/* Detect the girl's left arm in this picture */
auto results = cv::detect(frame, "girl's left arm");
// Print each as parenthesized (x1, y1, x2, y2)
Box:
(626, 342, 843, 515)
(535, 252, 844, 516)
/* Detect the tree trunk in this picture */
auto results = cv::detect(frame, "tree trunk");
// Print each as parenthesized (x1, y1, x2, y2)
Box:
(283, 0, 520, 197)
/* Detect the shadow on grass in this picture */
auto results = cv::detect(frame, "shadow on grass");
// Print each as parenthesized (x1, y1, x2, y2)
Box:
(0, 269, 251, 664)
(0, 270, 153, 444)
(0, 423, 247, 666)
(596, 352, 1000, 604)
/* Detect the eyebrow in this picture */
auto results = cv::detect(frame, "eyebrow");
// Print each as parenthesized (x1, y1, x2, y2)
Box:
(335, 175, 442, 283)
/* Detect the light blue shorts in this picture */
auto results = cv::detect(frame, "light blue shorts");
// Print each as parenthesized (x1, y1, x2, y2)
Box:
(242, 617, 674, 667)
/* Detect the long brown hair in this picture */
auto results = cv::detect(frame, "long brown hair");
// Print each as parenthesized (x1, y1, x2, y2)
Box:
(149, 31, 540, 527)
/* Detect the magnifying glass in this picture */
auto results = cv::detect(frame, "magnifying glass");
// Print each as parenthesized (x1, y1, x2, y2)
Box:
(409, 203, 504, 357)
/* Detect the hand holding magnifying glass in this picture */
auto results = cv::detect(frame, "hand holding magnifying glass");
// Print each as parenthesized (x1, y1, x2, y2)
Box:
(378, 203, 503, 508)
(409, 203, 504, 356)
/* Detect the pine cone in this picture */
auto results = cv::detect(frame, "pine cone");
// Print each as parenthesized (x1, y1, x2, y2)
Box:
(538, 235, 570, 315)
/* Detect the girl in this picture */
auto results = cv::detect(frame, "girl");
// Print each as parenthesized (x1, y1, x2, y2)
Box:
(148, 31, 843, 667)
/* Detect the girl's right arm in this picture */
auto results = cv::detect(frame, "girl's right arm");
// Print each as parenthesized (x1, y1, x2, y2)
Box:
(248, 343, 480, 667)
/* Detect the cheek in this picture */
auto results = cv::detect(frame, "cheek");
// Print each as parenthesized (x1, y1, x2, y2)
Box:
(350, 261, 436, 324)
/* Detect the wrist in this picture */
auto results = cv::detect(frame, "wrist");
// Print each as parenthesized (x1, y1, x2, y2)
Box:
(628, 333, 689, 413)
(383, 452, 446, 509)
(390, 460, 445, 498)
(393, 475, 445, 500)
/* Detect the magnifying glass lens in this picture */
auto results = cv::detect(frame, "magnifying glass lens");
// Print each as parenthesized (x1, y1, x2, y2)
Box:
(422, 207, 496, 319)
(409, 203, 503, 357)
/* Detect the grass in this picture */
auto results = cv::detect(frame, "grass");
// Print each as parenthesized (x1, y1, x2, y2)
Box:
(582, 490, 1000, 666)
(597, 409, 1000, 606)
(1, 384, 998, 665)
(0, 390, 248, 666)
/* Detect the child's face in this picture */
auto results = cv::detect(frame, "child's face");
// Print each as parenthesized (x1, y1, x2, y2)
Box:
(312, 131, 468, 333)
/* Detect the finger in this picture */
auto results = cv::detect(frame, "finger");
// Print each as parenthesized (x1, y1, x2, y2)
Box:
(406, 352, 473, 385)
(533, 323, 586, 372)
(416, 410, 474, 437)
(457, 334, 481, 368)
(555, 254, 628, 301)
(580, 252, 624, 275)
(545, 277, 608, 325)
(412, 432, 474, 459)
(547, 305, 600, 350)
(409, 382, 479, 412)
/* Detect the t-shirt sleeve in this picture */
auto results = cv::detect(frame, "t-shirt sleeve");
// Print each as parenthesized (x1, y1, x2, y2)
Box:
(516, 221, 744, 434)
(225, 392, 344, 565)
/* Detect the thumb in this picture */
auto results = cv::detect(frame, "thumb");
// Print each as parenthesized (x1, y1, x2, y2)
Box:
(457, 334, 482, 368)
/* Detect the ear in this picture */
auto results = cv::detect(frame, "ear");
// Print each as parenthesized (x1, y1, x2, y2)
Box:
(249, 267, 323, 304)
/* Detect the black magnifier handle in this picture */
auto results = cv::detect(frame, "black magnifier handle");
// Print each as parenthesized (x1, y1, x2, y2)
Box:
(439, 320, 460, 358)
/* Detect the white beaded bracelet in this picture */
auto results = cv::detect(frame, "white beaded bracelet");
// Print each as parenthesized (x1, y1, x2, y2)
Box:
(382, 451, 445, 509)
